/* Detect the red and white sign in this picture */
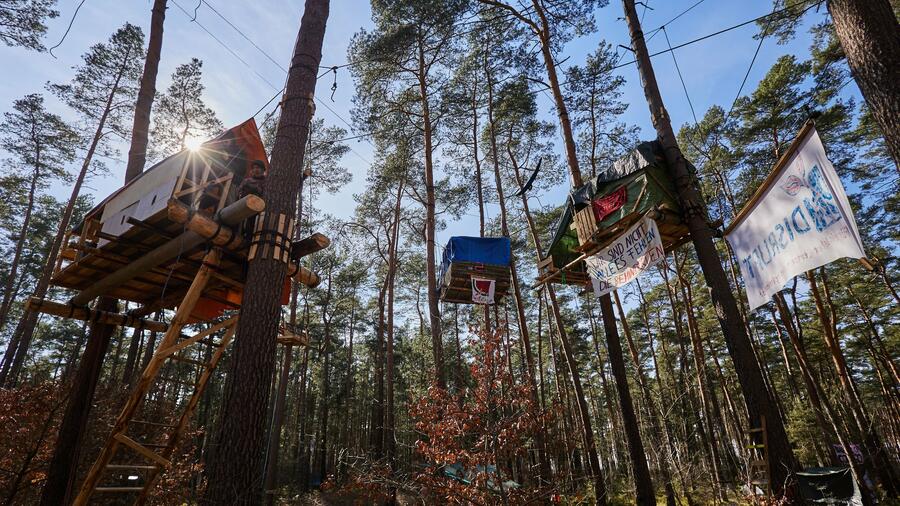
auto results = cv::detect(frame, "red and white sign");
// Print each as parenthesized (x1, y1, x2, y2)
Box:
(471, 277, 496, 305)
(585, 215, 665, 297)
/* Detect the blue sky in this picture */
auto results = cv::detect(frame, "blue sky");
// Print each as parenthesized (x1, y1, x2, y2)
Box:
(1, 0, 853, 253)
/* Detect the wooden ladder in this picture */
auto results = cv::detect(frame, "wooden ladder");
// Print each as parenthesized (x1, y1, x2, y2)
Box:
(746, 415, 771, 500)
(73, 249, 236, 506)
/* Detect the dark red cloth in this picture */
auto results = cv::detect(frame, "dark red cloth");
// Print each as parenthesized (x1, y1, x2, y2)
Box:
(592, 185, 627, 222)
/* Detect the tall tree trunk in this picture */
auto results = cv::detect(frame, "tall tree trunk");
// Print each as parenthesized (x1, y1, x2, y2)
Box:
(772, 292, 874, 504)
(598, 293, 656, 504)
(483, 70, 550, 483)
(471, 75, 492, 335)
(0, 164, 38, 332)
(808, 269, 898, 495)
(370, 279, 386, 458)
(125, 0, 166, 181)
(120, 328, 142, 384)
(621, 0, 799, 497)
(416, 32, 446, 390)
(385, 180, 403, 470)
(530, 0, 583, 188)
(827, 0, 900, 171)
(204, 1, 328, 502)
(509, 146, 606, 502)
(264, 187, 307, 504)
(38, 41, 138, 502)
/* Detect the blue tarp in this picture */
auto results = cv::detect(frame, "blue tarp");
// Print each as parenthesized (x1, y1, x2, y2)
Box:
(440, 236, 511, 282)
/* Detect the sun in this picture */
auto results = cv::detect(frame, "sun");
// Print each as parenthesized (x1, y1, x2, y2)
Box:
(184, 135, 205, 152)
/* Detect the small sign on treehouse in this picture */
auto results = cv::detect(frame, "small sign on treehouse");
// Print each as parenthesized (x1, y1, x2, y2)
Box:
(471, 277, 496, 305)
(584, 214, 665, 297)
(725, 124, 866, 310)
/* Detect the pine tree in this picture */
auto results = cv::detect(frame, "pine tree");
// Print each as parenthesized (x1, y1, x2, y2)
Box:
(203, 1, 329, 502)
(0, 0, 58, 51)
(149, 58, 223, 159)
(36, 23, 145, 506)
(349, 0, 469, 390)
(0, 94, 77, 333)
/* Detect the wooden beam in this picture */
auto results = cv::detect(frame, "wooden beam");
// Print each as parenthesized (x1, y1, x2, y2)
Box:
(290, 233, 330, 261)
(25, 297, 169, 333)
(277, 332, 309, 347)
(289, 264, 320, 288)
(167, 197, 264, 251)
(69, 196, 263, 306)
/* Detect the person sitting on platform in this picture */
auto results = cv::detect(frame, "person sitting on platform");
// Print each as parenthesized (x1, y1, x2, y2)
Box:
(239, 160, 267, 198)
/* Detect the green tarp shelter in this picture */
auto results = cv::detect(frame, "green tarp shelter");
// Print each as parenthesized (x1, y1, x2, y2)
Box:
(545, 140, 685, 269)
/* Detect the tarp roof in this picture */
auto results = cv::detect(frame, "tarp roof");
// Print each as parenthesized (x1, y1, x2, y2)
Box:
(440, 236, 511, 282)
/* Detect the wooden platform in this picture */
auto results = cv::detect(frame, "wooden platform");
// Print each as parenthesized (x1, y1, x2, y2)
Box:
(572, 204, 690, 254)
(440, 261, 510, 304)
(536, 255, 590, 287)
(51, 201, 249, 315)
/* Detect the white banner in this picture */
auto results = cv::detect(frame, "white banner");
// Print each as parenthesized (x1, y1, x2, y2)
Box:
(585, 215, 665, 297)
(471, 277, 496, 305)
(725, 125, 865, 310)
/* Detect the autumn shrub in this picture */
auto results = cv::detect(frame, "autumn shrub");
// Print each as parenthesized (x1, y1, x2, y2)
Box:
(0, 382, 65, 504)
(410, 328, 557, 505)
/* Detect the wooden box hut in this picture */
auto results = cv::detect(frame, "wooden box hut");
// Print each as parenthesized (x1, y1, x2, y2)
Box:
(538, 141, 691, 286)
(49, 119, 285, 320)
(439, 236, 511, 304)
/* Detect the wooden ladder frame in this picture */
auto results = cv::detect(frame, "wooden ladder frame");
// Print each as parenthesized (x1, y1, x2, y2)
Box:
(73, 248, 236, 505)
(746, 415, 772, 500)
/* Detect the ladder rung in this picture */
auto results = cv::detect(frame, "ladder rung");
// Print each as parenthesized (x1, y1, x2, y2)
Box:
(94, 487, 145, 493)
(139, 442, 169, 448)
(106, 464, 158, 470)
(131, 420, 175, 428)
(114, 434, 171, 468)
(169, 354, 209, 367)
(746, 444, 766, 449)
(158, 376, 199, 387)
(749, 460, 767, 467)
(747, 427, 765, 433)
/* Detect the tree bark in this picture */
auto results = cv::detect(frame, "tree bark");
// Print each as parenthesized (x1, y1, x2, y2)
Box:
(598, 293, 655, 505)
(827, 0, 900, 171)
(621, 0, 799, 498)
(416, 31, 446, 390)
(125, 0, 166, 181)
(0, 161, 38, 333)
(204, 1, 328, 502)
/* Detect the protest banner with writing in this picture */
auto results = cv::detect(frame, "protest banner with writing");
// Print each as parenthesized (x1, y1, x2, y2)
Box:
(584, 214, 665, 297)
(725, 123, 866, 310)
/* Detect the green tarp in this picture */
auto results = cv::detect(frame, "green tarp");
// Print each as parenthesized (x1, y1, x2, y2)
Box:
(545, 140, 683, 268)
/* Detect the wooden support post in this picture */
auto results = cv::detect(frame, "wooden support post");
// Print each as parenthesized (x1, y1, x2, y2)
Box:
(69, 196, 263, 306)
(72, 249, 221, 506)
(24, 297, 169, 333)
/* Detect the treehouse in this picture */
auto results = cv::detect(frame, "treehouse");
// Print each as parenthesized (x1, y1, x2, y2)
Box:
(39, 118, 325, 323)
(537, 141, 692, 286)
(29, 119, 331, 505)
(439, 236, 511, 305)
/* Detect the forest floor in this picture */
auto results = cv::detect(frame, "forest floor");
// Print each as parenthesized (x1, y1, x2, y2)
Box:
(289, 490, 420, 505)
